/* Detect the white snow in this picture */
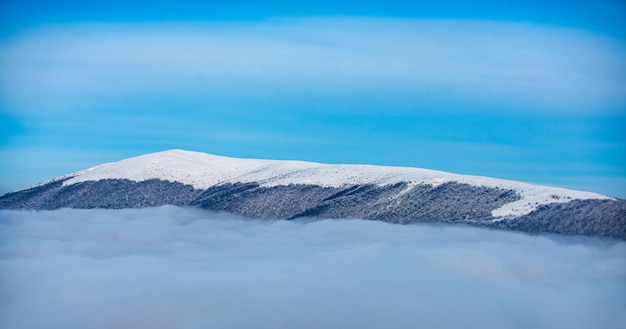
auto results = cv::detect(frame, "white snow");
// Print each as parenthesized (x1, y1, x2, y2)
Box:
(61, 149, 611, 218)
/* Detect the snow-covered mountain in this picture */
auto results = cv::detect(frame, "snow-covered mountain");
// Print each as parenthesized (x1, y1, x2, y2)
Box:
(1, 149, 624, 239)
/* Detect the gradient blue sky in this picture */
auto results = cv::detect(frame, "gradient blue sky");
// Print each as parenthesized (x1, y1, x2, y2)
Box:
(0, 0, 625, 197)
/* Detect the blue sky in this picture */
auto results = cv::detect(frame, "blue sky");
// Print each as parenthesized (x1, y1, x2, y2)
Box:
(0, 0, 625, 197)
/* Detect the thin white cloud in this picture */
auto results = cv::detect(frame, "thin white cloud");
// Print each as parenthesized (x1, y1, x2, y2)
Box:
(1, 18, 624, 114)
(1, 207, 625, 329)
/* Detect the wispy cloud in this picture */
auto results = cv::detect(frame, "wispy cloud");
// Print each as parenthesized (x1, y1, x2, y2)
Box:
(2, 18, 624, 114)
(1, 207, 625, 329)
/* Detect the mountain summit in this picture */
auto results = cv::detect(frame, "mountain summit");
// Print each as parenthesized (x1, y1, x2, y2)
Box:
(1, 149, 624, 239)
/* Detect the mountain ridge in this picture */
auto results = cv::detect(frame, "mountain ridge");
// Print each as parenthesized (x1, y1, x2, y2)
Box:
(52, 149, 612, 217)
(1, 149, 624, 239)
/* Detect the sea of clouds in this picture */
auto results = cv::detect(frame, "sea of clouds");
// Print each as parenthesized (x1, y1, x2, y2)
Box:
(1, 206, 625, 329)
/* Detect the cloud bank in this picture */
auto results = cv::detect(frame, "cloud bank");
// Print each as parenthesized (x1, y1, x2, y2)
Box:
(1, 207, 625, 329)
(2, 18, 624, 114)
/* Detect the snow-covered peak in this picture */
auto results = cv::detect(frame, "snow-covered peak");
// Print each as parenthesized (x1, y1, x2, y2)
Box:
(61, 149, 611, 218)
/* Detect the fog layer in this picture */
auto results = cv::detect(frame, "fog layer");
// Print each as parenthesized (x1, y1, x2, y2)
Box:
(1, 207, 625, 329)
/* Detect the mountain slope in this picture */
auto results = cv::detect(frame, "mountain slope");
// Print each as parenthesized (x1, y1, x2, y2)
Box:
(1, 149, 624, 239)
